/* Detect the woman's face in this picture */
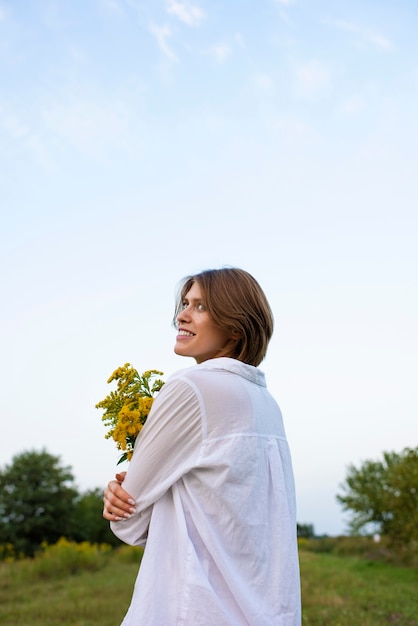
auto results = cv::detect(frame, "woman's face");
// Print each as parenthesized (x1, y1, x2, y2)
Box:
(174, 281, 235, 364)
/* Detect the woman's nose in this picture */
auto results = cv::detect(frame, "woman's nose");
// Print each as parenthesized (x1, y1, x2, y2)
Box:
(177, 305, 190, 324)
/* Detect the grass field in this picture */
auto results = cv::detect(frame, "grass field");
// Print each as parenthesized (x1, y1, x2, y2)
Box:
(300, 550, 418, 625)
(0, 543, 417, 625)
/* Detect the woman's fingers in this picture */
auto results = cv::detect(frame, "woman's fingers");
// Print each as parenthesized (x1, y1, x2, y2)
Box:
(115, 471, 127, 483)
(103, 479, 136, 521)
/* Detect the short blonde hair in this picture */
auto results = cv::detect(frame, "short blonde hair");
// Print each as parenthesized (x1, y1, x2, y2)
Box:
(174, 268, 274, 367)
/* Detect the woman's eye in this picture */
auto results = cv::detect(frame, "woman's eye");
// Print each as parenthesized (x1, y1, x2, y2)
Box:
(181, 301, 205, 311)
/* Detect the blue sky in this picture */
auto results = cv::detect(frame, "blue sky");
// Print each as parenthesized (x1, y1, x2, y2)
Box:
(1, 0, 417, 535)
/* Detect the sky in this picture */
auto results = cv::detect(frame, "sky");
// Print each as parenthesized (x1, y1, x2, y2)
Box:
(1, 0, 417, 537)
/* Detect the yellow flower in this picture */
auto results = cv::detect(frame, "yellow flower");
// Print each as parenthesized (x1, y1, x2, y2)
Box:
(96, 364, 164, 464)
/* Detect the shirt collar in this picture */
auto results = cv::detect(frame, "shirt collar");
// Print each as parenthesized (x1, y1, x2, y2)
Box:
(196, 357, 266, 387)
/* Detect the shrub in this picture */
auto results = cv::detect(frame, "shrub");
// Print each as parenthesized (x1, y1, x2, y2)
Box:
(115, 544, 144, 564)
(298, 535, 417, 567)
(32, 538, 112, 579)
(0, 543, 20, 563)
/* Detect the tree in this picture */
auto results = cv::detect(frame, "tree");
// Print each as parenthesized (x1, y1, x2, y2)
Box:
(0, 449, 78, 556)
(297, 523, 315, 539)
(337, 446, 418, 547)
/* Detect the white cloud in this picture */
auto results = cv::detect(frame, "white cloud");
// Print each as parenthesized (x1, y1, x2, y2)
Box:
(166, 0, 205, 26)
(293, 59, 330, 101)
(207, 43, 231, 63)
(98, 0, 125, 13)
(149, 22, 178, 62)
(204, 33, 243, 64)
(341, 94, 365, 115)
(274, 0, 296, 24)
(1, 109, 28, 138)
(0, 106, 54, 170)
(234, 32, 245, 48)
(42, 96, 135, 158)
(254, 73, 274, 91)
(270, 116, 318, 146)
(326, 18, 394, 51)
(366, 31, 393, 51)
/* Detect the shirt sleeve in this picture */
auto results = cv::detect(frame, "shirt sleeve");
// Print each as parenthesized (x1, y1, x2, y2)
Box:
(110, 376, 203, 545)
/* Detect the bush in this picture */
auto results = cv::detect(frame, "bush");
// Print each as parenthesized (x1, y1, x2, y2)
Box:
(32, 538, 112, 579)
(0, 543, 20, 563)
(298, 535, 418, 567)
(115, 544, 144, 564)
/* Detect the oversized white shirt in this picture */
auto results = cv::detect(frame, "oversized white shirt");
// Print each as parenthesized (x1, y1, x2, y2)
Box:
(111, 357, 301, 625)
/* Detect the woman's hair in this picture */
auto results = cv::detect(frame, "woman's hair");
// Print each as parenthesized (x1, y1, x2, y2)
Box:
(173, 267, 274, 366)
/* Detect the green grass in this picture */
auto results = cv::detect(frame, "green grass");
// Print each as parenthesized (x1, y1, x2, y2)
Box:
(0, 543, 417, 625)
(300, 550, 418, 625)
(0, 541, 142, 626)
(0, 561, 139, 626)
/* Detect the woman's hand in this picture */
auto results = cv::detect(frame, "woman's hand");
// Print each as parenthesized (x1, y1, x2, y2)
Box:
(103, 471, 137, 521)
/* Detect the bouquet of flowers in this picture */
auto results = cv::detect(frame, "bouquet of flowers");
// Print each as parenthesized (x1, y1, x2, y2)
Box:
(96, 363, 165, 464)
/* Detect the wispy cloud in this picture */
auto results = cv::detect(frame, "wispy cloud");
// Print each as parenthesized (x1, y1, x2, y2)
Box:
(270, 116, 319, 147)
(0, 107, 53, 171)
(98, 0, 126, 16)
(340, 94, 365, 115)
(254, 73, 275, 92)
(365, 31, 393, 51)
(42, 95, 136, 159)
(206, 43, 231, 63)
(204, 33, 244, 64)
(1, 108, 29, 139)
(234, 32, 245, 48)
(1, 87, 141, 170)
(293, 59, 330, 101)
(166, 1, 205, 26)
(326, 18, 394, 51)
(273, 0, 296, 25)
(149, 22, 178, 62)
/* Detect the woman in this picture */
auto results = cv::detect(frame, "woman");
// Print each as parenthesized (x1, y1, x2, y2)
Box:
(103, 268, 301, 625)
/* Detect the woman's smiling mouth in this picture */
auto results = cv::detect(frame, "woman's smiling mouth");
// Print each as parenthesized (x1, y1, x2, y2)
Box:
(177, 329, 195, 337)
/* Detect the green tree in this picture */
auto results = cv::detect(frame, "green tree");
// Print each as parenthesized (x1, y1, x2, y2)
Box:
(0, 449, 78, 556)
(297, 523, 315, 539)
(337, 446, 418, 547)
(69, 488, 121, 547)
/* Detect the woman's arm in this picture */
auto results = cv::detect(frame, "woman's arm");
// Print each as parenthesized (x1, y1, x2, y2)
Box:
(107, 377, 203, 545)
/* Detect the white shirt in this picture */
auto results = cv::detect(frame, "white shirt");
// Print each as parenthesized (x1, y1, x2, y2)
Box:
(111, 357, 301, 625)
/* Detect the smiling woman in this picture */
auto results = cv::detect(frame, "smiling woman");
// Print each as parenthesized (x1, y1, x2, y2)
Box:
(174, 282, 237, 363)
(103, 267, 301, 626)
(174, 268, 274, 366)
